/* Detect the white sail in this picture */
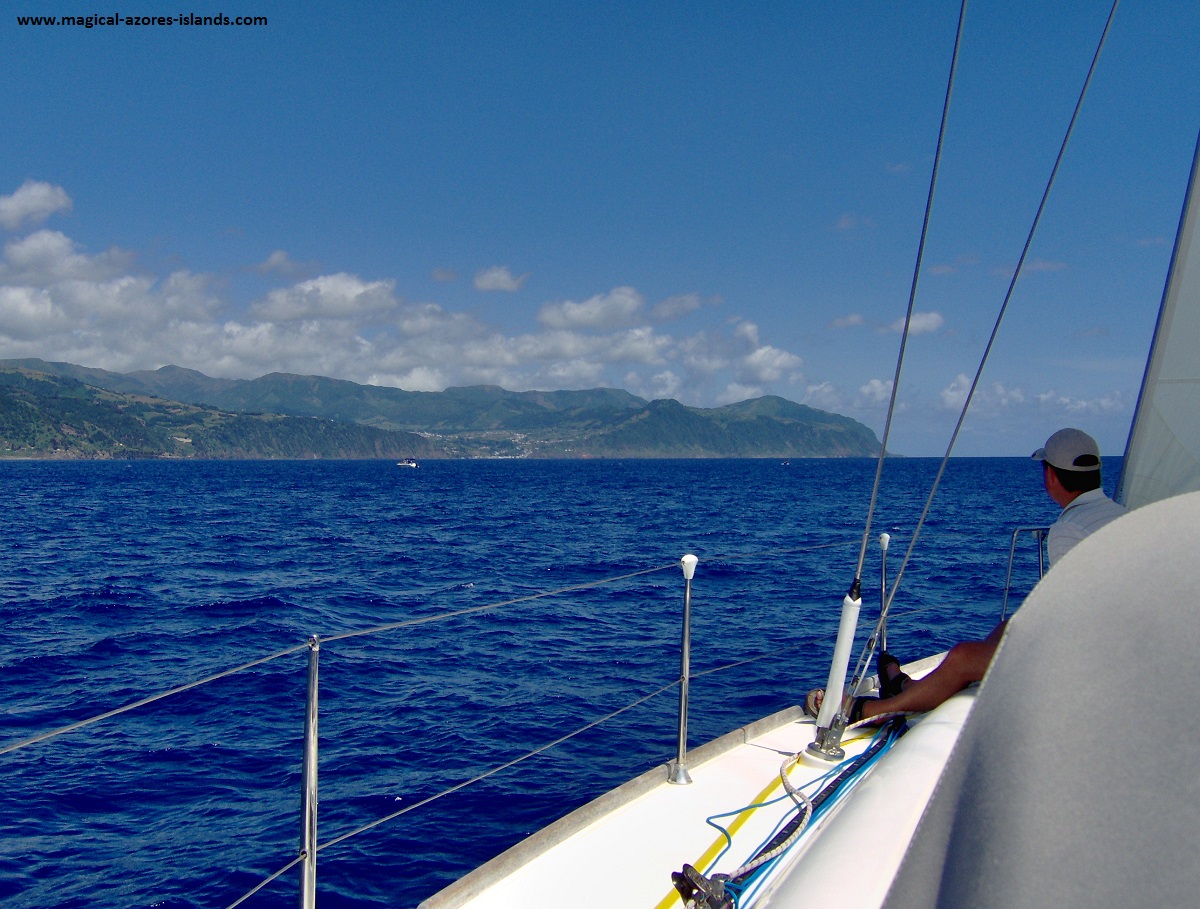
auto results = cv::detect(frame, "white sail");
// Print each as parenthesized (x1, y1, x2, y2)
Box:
(1117, 134, 1200, 510)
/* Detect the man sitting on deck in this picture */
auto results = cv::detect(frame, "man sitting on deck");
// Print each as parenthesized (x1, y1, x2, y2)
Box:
(807, 428, 1127, 724)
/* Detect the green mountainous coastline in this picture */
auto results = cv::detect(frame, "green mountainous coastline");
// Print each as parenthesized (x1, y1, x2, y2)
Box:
(0, 359, 882, 460)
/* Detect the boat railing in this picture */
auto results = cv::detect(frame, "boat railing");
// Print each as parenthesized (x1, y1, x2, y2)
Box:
(1, 550, 835, 908)
(1001, 526, 1047, 621)
(2, 531, 1039, 908)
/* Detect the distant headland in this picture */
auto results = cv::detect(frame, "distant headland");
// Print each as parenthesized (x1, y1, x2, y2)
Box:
(0, 359, 882, 460)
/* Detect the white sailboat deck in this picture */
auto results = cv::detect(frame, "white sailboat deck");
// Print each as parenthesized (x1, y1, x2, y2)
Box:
(421, 655, 969, 909)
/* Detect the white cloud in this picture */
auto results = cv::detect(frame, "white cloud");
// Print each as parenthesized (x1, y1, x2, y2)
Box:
(0, 286, 65, 340)
(646, 370, 682, 399)
(651, 293, 703, 321)
(254, 250, 310, 276)
(829, 313, 865, 329)
(717, 382, 762, 405)
(252, 274, 397, 322)
(941, 373, 970, 410)
(537, 286, 644, 330)
(803, 381, 844, 411)
(1, 230, 132, 284)
(606, 326, 671, 364)
(733, 320, 760, 345)
(740, 345, 802, 383)
(858, 378, 894, 408)
(369, 366, 446, 392)
(991, 382, 1025, 406)
(0, 214, 821, 407)
(543, 358, 606, 387)
(1036, 389, 1126, 415)
(676, 333, 729, 375)
(0, 181, 72, 231)
(474, 265, 528, 292)
(889, 311, 944, 334)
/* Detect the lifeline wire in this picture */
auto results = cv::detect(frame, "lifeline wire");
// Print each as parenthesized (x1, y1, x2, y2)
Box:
(220, 679, 679, 908)
(314, 680, 678, 853)
(0, 563, 675, 756)
(0, 641, 311, 756)
(322, 564, 675, 644)
(222, 855, 304, 909)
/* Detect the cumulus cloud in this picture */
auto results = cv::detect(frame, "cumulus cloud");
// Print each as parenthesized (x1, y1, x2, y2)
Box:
(733, 320, 759, 345)
(0, 206, 815, 406)
(941, 373, 970, 410)
(740, 345, 802, 383)
(645, 370, 683, 399)
(1036, 389, 1126, 415)
(829, 313, 865, 329)
(0, 286, 65, 340)
(803, 381, 844, 411)
(369, 365, 447, 392)
(252, 273, 397, 322)
(0, 181, 72, 231)
(676, 332, 729, 376)
(991, 382, 1025, 406)
(651, 293, 703, 321)
(474, 265, 527, 292)
(1, 230, 133, 284)
(858, 378, 894, 408)
(718, 382, 762, 405)
(254, 250, 310, 276)
(538, 286, 644, 330)
(889, 311, 944, 335)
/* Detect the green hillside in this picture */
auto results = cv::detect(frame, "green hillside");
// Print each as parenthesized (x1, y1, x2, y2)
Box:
(0, 368, 438, 460)
(0, 359, 883, 459)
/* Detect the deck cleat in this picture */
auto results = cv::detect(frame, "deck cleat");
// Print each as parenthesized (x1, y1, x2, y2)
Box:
(670, 864, 733, 909)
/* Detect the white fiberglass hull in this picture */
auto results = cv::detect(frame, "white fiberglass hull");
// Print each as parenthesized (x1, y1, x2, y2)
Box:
(420, 655, 964, 909)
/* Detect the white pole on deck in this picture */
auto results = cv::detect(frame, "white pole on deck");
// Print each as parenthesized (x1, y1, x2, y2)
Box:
(806, 585, 862, 762)
(669, 554, 699, 785)
(299, 635, 320, 909)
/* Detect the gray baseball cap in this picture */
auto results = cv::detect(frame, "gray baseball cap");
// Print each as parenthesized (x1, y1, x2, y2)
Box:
(1031, 428, 1101, 471)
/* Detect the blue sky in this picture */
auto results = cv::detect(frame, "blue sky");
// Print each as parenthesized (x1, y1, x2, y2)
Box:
(2, 1, 1198, 455)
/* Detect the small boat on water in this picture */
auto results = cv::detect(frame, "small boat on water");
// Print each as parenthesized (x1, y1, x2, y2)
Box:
(397, 458, 419, 468)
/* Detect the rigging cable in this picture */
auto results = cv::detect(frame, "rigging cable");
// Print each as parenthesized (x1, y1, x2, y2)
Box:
(878, 0, 1121, 623)
(850, 0, 968, 589)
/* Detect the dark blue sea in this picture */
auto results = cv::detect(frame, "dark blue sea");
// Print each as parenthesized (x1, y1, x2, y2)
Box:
(0, 457, 1118, 908)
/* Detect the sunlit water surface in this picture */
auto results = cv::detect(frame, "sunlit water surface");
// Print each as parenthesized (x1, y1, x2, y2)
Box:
(1, 457, 1108, 908)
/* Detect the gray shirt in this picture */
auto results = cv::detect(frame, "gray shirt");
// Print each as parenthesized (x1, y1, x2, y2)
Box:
(1048, 487, 1127, 566)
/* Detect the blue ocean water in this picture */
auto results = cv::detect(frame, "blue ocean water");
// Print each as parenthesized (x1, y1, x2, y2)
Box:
(0, 457, 1114, 908)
